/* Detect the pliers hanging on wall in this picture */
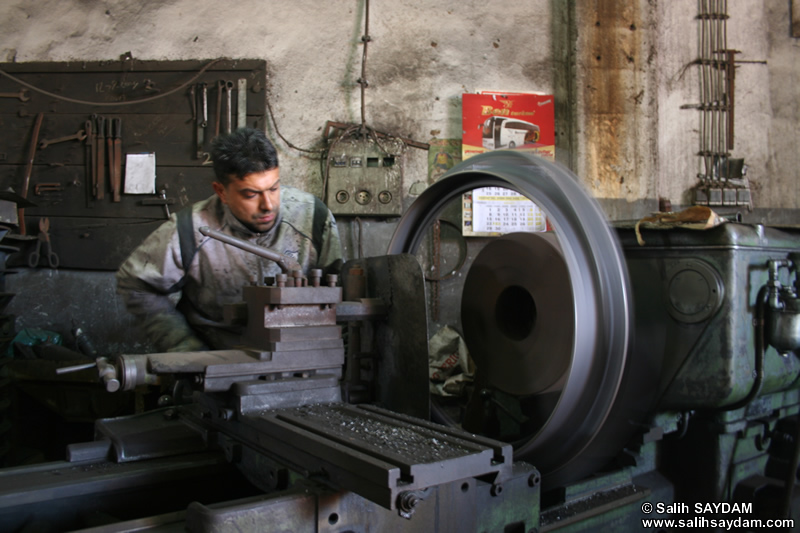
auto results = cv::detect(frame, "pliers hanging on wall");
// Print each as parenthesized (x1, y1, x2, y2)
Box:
(27, 217, 59, 269)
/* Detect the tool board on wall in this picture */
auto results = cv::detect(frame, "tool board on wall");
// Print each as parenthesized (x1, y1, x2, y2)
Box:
(0, 58, 267, 270)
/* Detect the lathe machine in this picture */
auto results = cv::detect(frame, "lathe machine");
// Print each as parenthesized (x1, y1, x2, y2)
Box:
(1, 151, 799, 531)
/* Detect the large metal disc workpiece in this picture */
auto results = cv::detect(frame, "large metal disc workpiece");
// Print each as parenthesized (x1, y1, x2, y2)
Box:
(461, 232, 573, 397)
(387, 150, 639, 487)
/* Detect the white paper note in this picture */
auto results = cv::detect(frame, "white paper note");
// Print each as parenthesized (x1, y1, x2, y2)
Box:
(124, 153, 156, 194)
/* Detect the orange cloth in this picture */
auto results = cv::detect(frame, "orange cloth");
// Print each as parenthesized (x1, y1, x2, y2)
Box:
(634, 206, 725, 246)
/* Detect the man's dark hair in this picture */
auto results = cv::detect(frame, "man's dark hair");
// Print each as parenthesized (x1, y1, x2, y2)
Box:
(211, 128, 279, 185)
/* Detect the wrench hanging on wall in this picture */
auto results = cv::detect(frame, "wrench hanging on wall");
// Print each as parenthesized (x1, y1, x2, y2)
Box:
(0, 89, 30, 101)
(38, 129, 87, 150)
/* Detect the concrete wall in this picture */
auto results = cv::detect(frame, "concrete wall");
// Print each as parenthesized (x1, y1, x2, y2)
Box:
(2, 1, 797, 216)
(573, 1, 798, 221)
(651, 0, 798, 221)
(1, 0, 799, 349)
(575, 0, 658, 214)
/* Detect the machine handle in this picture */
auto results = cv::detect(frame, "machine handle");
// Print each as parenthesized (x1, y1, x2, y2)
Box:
(56, 357, 120, 392)
(55, 362, 97, 374)
(198, 226, 300, 274)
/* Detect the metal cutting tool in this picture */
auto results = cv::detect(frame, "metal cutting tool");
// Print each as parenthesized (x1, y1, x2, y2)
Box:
(26, 217, 59, 268)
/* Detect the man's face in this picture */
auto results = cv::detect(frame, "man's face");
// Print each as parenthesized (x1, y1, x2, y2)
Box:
(213, 168, 281, 233)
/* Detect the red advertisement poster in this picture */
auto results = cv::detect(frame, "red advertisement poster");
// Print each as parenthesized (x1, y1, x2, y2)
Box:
(462, 92, 555, 161)
(461, 92, 555, 236)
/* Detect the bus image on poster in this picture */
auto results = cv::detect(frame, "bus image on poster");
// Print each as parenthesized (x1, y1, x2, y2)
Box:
(481, 116, 541, 150)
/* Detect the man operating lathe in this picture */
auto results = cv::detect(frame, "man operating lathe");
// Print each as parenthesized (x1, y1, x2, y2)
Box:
(117, 128, 343, 352)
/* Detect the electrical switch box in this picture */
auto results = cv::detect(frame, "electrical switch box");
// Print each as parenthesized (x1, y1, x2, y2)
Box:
(325, 136, 404, 217)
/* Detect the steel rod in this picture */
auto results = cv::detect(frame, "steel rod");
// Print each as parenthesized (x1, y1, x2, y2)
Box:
(198, 226, 296, 273)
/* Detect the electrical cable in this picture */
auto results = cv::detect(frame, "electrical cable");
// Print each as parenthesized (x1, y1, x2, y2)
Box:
(0, 58, 224, 107)
(359, 0, 371, 131)
(724, 284, 768, 411)
(266, 0, 414, 201)
(265, 88, 324, 155)
(265, 0, 372, 157)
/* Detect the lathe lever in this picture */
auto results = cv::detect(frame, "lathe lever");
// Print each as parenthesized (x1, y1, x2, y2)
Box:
(56, 356, 121, 392)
